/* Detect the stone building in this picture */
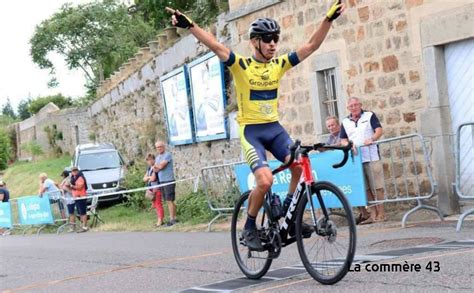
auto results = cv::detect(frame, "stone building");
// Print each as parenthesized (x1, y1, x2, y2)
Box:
(16, 0, 473, 214)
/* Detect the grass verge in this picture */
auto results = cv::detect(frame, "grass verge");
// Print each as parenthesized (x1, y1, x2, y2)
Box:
(1, 155, 71, 198)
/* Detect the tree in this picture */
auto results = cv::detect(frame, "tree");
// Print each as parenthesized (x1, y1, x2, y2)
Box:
(0, 129, 10, 170)
(28, 94, 73, 115)
(17, 98, 32, 120)
(1, 98, 16, 119)
(130, 0, 227, 30)
(30, 0, 156, 96)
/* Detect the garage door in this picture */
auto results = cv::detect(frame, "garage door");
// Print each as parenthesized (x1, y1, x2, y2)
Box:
(444, 38, 474, 196)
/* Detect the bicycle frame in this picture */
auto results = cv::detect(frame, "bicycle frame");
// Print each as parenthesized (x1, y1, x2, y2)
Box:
(267, 141, 352, 243)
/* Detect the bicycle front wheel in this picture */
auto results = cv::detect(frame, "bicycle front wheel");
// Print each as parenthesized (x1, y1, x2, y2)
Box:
(231, 191, 272, 279)
(295, 181, 356, 285)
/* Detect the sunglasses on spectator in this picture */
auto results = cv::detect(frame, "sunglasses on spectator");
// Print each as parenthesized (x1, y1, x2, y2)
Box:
(259, 34, 279, 44)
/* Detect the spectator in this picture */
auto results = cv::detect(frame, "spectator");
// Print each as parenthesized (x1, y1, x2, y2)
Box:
(59, 170, 76, 231)
(154, 141, 177, 227)
(38, 173, 65, 219)
(0, 180, 10, 235)
(70, 166, 88, 232)
(144, 153, 164, 227)
(0, 180, 9, 202)
(326, 116, 341, 146)
(340, 97, 385, 224)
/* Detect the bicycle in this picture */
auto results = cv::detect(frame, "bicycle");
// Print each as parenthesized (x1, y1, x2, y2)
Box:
(231, 140, 357, 285)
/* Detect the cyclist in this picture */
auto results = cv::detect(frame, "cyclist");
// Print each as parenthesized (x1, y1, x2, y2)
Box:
(167, 1, 345, 251)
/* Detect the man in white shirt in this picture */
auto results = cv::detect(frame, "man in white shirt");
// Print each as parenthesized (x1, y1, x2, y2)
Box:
(340, 97, 385, 224)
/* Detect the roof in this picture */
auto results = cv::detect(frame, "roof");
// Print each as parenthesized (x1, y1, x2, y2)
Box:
(75, 143, 117, 153)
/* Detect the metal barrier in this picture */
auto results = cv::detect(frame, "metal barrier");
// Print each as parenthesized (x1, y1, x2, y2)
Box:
(201, 162, 243, 231)
(362, 133, 443, 227)
(2, 177, 199, 235)
(454, 122, 474, 232)
(37, 190, 68, 235)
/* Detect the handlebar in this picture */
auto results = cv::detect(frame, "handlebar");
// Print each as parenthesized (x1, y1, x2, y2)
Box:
(272, 140, 354, 175)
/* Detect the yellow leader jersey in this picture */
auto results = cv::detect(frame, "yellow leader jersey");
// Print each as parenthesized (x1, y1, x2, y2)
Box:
(224, 51, 300, 125)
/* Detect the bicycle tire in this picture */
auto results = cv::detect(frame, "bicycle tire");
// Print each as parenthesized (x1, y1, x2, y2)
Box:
(295, 181, 356, 285)
(231, 191, 273, 279)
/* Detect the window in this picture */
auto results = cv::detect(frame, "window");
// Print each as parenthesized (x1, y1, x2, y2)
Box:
(309, 51, 345, 137)
(321, 68, 340, 123)
(75, 125, 79, 145)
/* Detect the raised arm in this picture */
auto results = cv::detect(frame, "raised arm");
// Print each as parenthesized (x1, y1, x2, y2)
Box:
(166, 7, 230, 62)
(295, 0, 345, 62)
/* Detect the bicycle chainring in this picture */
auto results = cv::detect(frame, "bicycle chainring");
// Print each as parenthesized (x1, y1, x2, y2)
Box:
(267, 229, 282, 258)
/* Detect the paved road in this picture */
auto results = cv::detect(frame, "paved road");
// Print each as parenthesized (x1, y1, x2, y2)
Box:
(1, 219, 473, 292)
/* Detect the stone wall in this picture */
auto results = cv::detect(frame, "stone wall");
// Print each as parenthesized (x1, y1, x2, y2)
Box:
(17, 104, 91, 158)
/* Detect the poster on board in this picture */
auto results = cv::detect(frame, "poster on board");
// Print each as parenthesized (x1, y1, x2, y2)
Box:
(188, 52, 227, 142)
(160, 67, 194, 145)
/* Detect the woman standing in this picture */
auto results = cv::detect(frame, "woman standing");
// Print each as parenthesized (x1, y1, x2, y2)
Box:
(144, 154, 164, 227)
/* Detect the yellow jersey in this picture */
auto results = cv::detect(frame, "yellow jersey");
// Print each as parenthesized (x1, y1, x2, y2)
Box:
(224, 51, 300, 125)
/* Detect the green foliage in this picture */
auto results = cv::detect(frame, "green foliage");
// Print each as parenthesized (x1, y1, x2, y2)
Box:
(1, 98, 16, 119)
(176, 190, 217, 224)
(0, 129, 11, 170)
(17, 98, 32, 120)
(20, 141, 44, 161)
(30, 0, 157, 96)
(131, 0, 228, 30)
(123, 161, 149, 211)
(0, 115, 16, 128)
(7, 126, 18, 163)
(88, 132, 97, 142)
(44, 125, 63, 156)
(28, 94, 72, 115)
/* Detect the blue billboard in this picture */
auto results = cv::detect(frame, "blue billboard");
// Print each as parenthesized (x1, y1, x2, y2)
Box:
(234, 150, 367, 208)
(17, 196, 54, 225)
(0, 202, 12, 228)
(160, 66, 195, 146)
(188, 52, 228, 142)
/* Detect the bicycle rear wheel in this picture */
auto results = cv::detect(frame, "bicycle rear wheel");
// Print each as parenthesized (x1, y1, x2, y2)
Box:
(231, 191, 272, 279)
(295, 181, 356, 285)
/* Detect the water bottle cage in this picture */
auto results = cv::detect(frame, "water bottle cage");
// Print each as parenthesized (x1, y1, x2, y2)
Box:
(270, 194, 282, 220)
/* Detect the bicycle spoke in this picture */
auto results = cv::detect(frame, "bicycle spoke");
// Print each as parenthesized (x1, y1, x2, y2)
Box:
(231, 192, 272, 279)
(296, 182, 356, 284)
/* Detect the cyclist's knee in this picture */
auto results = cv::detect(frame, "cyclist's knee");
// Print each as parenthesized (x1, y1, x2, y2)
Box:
(254, 168, 273, 191)
(257, 178, 272, 191)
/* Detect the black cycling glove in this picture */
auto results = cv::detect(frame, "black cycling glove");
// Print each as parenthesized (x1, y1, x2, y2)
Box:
(173, 12, 194, 29)
(326, 0, 343, 22)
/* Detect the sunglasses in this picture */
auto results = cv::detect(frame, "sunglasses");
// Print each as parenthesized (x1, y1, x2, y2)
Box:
(259, 34, 280, 44)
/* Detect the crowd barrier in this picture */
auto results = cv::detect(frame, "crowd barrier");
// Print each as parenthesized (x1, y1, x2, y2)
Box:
(200, 133, 443, 230)
(201, 162, 242, 231)
(361, 133, 443, 227)
(454, 122, 474, 232)
(0, 178, 197, 235)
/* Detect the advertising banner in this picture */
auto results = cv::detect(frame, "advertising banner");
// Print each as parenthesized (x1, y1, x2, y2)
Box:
(234, 150, 367, 208)
(17, 196, 54, 225)
(0, 202, 12, 228)
(160, 67, 194, 145)
(188, 52, 227, 142)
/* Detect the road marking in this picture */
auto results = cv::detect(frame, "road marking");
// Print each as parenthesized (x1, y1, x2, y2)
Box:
(252, 248, 474, 292)
(181, 240, 474, 292)
(3, 250, 228, 293)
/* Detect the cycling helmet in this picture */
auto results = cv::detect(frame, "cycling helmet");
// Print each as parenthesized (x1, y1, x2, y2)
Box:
(249, 18, 280, 39)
